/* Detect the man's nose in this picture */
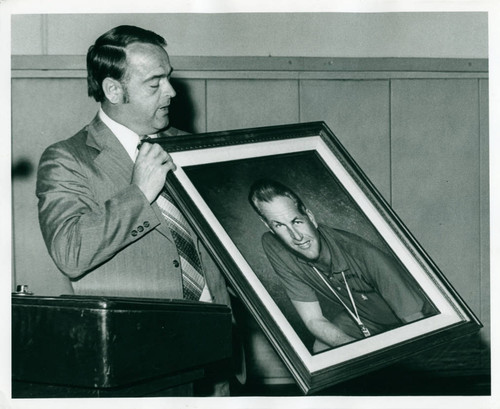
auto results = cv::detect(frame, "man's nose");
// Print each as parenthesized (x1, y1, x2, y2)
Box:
(288, 227, 303, 241)
(162, 79, 176, 98)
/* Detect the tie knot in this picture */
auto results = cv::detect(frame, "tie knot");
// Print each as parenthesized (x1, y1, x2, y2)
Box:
(137, 136, 151, 150)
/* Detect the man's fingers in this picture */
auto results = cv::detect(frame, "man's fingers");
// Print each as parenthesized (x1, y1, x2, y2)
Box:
(135, 142, 177, 181)
(164, 159, 177, 173)
(138, 139, 154, 150)
(138, 142, 168, 163)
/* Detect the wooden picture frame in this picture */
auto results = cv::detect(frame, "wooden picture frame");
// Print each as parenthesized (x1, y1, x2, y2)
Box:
(157, 121, 481, 394)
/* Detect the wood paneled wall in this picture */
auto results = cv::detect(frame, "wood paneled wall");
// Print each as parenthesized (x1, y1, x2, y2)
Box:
(11, 56, 489, 383)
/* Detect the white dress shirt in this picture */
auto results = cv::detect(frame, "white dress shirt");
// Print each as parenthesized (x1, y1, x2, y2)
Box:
(99, 108, 148, 162)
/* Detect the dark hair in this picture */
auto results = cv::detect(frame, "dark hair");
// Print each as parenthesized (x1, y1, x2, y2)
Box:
(86, 25, 167, 102)
(248, 179, 308, 220)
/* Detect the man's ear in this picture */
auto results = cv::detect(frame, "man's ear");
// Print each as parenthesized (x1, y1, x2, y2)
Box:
(306, 208, 318, 228)
(102, 77, 124, 104)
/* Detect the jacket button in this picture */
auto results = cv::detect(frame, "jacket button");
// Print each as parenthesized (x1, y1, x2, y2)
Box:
(144, 221, 150, 228)
(137, 226, 144, 232)
(131, 230, 138, 236)
(173, 260, 180, 268)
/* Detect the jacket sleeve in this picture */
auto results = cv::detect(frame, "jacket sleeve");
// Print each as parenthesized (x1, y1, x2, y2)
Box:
(36, 143, 161, 279)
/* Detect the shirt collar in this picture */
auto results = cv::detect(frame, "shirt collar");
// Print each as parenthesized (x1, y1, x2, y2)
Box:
(98, 108, 140, 161)
(98, 108, 158, 162)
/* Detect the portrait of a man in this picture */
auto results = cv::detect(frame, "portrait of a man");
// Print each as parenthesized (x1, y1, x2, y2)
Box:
(248, 178, 436, 352)
(184, 150, 437, 354)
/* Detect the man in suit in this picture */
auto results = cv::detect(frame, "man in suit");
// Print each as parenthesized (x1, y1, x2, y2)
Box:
(36, 25, 240, 394)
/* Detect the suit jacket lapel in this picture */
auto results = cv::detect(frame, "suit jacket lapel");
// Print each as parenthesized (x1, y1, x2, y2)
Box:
(87, 115, 132, 186)
(86, 115, 173, 240)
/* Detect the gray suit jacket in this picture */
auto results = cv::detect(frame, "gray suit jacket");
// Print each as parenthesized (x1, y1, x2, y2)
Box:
(36, 114, 230, 306)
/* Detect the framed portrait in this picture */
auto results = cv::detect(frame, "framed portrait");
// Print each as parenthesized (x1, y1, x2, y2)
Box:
(157, 122, 481, 394)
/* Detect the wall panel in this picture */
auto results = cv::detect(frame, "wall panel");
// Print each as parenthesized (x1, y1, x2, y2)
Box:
(391, 79, 481, 313)
(11, 15, 44, 55)
(300, 80, 391, 200)
(169, 78, 207, 133)
(390, 77, 489, 373)
(206, 80, 299, 131)
(479, 79, 490, 351)
(12, 78, 97, 295)
(11, 13, 488, 59)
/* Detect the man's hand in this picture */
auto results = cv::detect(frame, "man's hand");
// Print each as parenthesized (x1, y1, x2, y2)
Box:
(132, 142, 177, 203)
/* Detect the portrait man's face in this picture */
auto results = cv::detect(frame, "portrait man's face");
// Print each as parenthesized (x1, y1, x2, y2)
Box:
(259, 196, 322, 261)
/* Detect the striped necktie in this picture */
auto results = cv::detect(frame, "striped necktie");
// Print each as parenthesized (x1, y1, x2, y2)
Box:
(156, 189, 205, 300)
(137, 136, 205, 300)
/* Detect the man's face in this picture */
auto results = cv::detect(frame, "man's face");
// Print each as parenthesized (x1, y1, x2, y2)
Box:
(117, 42, 176, 135)
(259, 196, 322, 261)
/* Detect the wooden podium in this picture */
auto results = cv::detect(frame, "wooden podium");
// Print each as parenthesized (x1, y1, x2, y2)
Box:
(12, 294, 232, 397)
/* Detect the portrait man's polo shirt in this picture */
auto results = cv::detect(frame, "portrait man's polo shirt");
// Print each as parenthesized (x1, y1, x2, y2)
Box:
(262, 225, 433, 338)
